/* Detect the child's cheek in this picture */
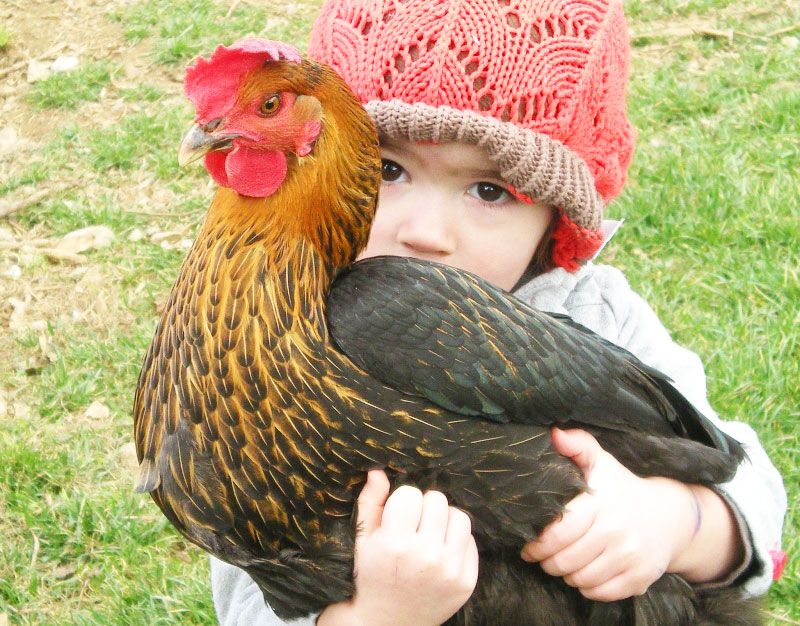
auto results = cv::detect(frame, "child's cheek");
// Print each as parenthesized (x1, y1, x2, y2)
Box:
(360, 208, 394, 259)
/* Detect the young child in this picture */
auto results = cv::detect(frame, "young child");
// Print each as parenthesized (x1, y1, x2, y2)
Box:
(210, 1, 787, 624)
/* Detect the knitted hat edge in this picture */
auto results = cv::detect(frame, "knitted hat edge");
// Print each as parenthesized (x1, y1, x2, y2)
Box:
(365, 99, 605, 231)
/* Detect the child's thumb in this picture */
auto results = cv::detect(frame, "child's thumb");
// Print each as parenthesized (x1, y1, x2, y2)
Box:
(355, 469, 391, 535)
(551, 427, 602, 477)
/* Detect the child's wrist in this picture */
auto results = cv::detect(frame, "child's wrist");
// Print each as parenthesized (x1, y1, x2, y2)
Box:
(642, 477, 701, 573)
(665, 483, 743, 582)
(319, 598, 420, 626)
(667, 483, 704, 571)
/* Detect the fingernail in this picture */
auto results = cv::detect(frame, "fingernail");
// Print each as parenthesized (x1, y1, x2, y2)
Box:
(520, 548, 532, 562)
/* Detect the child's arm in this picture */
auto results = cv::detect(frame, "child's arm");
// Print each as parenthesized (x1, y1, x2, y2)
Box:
(209, 472, 478, 626)
(515, 263, 787, 598)
(521, 427, 744, 600)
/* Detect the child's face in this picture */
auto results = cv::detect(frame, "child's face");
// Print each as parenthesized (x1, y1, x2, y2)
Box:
(359, 138, 553, 291)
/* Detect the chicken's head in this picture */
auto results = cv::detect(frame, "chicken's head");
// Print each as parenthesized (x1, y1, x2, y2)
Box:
(179, 39, 323, 198)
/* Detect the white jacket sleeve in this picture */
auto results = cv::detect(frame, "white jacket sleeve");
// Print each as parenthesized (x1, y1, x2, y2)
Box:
(210, 556, 319, 626)
(517, 263, 787, 597)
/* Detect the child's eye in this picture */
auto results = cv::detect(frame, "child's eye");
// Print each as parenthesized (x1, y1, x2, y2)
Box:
(468, 182, 510, 204)
(381, 159, 406, 182)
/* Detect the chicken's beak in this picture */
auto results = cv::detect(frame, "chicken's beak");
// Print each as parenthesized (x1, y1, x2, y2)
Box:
(178, 123, 239, 167)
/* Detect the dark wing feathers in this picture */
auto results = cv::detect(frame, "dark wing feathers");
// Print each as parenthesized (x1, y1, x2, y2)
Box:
(539, 310, 740, 454)
(328, 256, 741, 459)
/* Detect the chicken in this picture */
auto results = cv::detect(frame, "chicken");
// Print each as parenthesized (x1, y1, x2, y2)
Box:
(133, 39, 761, 625)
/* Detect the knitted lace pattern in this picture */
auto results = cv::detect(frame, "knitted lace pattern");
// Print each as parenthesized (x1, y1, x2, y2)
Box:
(309, 0, 636, 270)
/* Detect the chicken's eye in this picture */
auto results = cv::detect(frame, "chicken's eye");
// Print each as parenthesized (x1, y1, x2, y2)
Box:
(259, 95, 282, 117)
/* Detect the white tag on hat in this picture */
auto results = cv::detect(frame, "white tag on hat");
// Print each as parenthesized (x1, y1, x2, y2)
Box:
(591, 218, 624, 260)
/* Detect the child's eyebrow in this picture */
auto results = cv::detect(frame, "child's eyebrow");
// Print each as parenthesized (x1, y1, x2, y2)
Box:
(380, 137, 505, 182)
(444, 162, 506, 182)
(461, 167, 505, 180)
(378, 136, 410, 154)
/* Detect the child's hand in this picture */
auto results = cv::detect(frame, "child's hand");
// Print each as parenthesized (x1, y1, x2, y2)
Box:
(318, 470, 479, 626)
(520, 428, 734, 601)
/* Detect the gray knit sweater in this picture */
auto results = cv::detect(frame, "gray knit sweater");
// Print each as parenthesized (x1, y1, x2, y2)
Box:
(209, 262, 786, 626)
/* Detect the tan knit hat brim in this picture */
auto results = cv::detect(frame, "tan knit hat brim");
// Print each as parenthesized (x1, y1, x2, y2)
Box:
(365, 99, 604, 230)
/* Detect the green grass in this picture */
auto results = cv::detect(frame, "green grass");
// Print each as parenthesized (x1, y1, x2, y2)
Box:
(119, 84, 168, 103)
(81, 108, 190, 177)
(1, 0, 797, 624)
(0, 24, 12, 50)
(26, 62, 114, 110)
(109, 0, 316, 65)
(605, 5, 799, 618)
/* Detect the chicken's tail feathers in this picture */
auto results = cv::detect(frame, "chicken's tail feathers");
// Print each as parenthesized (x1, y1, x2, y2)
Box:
(546, 312, 744, 461)
(627, 574, 765, 626)
(134, 458, 161, 493)
(693, 588, 765, 626)
(592, 430, 743, 485)
(649, 373, 747, 464)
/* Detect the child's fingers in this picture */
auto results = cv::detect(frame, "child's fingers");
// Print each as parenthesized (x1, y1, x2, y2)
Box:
(550, 427, 602, 477)
(440, 506, 478, 590)
(538, 525, 606, 578)
(575, 567, 655, 602)
(561, 551, 628, 591)
(462, 533, 480, 590)
(417, 490, 450, 540)
(356, 469, 391, 535)
(520, 492, 597, 562)
(443, 506, 472, 548)
(380, 484, 424, 535)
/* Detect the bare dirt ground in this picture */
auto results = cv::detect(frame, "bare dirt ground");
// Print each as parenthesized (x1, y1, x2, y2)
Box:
(0, 0, 191, 372)
(1, 0, 180, 140)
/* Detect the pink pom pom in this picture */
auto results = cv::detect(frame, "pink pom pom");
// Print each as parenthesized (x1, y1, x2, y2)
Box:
(551, 213, 603, 272)
(770, 549, 787, 581)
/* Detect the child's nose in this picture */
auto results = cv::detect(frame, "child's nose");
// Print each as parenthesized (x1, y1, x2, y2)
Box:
(396, 202, 456, 256)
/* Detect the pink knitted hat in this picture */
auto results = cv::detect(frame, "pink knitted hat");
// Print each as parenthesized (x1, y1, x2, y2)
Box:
(308, 0, 635, 271)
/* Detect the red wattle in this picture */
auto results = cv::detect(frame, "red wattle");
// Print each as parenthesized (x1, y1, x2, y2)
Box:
(204, 151, 230, 187)
(224, 146, 287, 198)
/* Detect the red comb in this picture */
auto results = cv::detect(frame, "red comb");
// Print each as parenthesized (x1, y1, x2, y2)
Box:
(184, 39, 301, 123)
